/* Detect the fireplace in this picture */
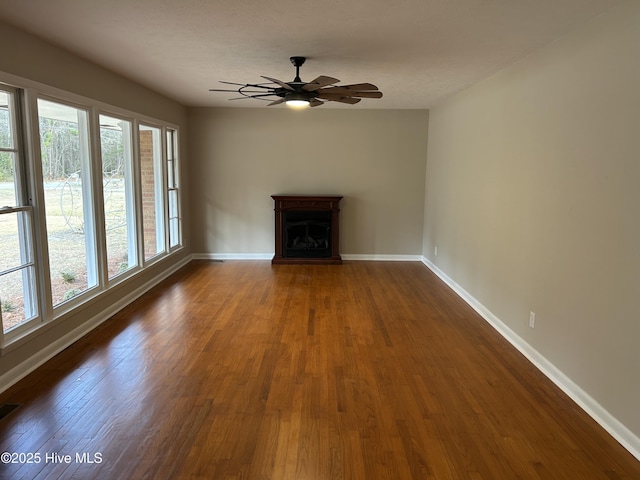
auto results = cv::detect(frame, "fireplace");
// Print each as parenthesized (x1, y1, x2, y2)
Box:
(272, 195, 342, 265)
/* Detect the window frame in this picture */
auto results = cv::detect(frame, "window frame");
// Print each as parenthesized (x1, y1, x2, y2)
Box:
(166, 127, 182, 250)
(0, 85, 40, 344)
(97, 111, 140, 285)
(138, 122, 168, 264)
(34, 95, 100, 315)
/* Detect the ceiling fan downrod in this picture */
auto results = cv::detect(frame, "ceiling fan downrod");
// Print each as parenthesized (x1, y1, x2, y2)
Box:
(290, 56, 306, 83)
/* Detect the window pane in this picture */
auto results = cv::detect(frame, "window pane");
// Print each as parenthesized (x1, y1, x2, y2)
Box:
(139, 125, 165, 260)
(0, 91, 13, 149)
(0, 212, 20, 272)
(0, 210, 37, 333)
(166, 129, 180, 249)
(0, 152, 17, 207)
(1, 91, 18, 206)
(168, 189, 179, 248)
(167, 158, 175, 189)
(166, 128, 176, 188)
(1, 266, 36, 333)
(38, 99, 97, 307)
(100, 115, 137, 279)
(168, 189, 177, 218)
(169, 218, 179, 247)
(0, 211, 29, 272)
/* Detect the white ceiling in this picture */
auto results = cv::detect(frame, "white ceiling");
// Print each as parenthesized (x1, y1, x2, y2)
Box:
(0, 0, 622, 109)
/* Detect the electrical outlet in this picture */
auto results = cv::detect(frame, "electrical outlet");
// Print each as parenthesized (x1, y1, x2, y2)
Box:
(434, 246, 438, 256)
(529, 311, 536, 328)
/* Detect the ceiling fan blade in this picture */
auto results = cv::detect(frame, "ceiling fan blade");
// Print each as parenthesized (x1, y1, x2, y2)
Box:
(218, 80, 274, 88)
(261, 76, 294, 91)
(341, 83, 379, 91)
(302, 76, 340, 91)
(317, 87, 382, 99)
(315, 86, 353, 95)
(309, 99, 324, 107)
(348, 91, 383, 98)
(323, 96, 361, 104)
(209, 88, 271, 93)
(217, 80, 250, 86)
(315, 92, 347, 101)
(228, 93, 280, 101)
(267, 98, 286, 106)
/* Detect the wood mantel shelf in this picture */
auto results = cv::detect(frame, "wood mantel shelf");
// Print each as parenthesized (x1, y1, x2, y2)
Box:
(272, 195, 343, 265)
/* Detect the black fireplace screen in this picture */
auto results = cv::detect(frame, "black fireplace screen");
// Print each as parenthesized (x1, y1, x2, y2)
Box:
(283, 211, 331, 258)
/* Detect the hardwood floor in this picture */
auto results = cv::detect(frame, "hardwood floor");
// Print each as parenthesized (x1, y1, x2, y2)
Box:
(0, 260, 638, 479)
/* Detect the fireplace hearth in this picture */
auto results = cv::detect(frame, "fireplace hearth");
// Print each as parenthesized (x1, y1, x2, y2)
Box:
(272, 195, 342, 265)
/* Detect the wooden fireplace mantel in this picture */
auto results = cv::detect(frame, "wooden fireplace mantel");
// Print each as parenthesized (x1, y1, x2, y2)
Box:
(272, 195, 343, 265)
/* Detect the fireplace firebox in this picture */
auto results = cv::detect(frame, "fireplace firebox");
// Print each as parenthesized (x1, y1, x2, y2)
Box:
(272, 195, 342, 265)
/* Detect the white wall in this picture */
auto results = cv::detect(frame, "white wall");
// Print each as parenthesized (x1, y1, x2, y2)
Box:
(423, 0, 640, 449)
(0, 20, 185, 123)
(188, 107, 429, 257)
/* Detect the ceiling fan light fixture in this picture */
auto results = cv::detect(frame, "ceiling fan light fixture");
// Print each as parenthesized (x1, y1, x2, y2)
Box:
(284, 92, 310, 108)
(286, 100, 310, 108)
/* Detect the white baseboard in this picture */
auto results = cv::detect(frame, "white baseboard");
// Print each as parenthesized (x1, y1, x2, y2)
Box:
(421, 256, 640, 461)
(192, 253, 273, 260)
(193, 253, 422, 262)
(342, 254, 423, 261)
(0, 255, 192, 395)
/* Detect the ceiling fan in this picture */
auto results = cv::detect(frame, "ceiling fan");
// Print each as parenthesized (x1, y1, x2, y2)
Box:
(209, 56, 383, 108)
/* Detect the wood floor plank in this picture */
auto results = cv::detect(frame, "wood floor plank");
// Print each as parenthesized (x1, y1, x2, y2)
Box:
(0, 260, 639, 479)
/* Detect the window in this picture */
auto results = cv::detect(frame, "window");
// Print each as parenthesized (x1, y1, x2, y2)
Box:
(0, 86, 38, 338)
(167, 128, 181, 249)
(0, 74, 182, 347)
(37, 99, 97, 307)
(139, 124, 165, 261)
(99, 114, 137, 279)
